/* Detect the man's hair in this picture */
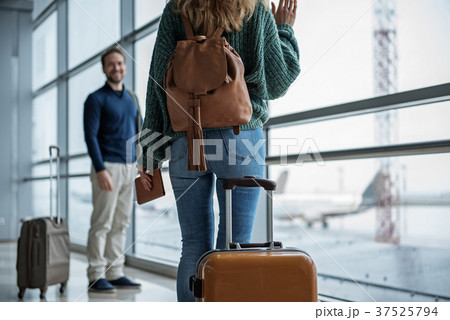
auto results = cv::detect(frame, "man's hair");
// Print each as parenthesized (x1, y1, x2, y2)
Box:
(101, 46, 126, 67)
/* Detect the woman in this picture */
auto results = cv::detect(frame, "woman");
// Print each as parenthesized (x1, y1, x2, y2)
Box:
(138, 0, 299, 301)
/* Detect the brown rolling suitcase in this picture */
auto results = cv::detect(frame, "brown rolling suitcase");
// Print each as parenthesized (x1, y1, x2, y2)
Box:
(16, 146, 70, 300)
(190, 177, 318, 302)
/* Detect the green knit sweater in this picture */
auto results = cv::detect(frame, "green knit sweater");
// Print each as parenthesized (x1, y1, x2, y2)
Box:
(139, 1, 300, 169)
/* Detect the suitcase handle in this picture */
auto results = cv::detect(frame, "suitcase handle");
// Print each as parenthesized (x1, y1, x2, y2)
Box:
(223, 177, 276, 249)
(222, 176, 276, 191)
(229, 241, 283, 250)
(49, 145, 61, 225)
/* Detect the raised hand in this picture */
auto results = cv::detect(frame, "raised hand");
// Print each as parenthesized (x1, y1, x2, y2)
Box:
(271, 0, 298, 27)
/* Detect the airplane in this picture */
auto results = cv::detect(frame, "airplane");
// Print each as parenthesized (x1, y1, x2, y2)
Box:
(272, 170, 382, 228)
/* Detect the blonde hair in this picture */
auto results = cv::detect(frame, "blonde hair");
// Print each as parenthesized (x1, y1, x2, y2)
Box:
(172, 0, 269, 37)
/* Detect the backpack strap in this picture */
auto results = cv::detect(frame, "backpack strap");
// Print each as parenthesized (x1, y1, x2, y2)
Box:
(213, 27, 224, 38)
(187, 95, 207, 171)
(181, 14, 224, 40)
(181, 14, 194, 40)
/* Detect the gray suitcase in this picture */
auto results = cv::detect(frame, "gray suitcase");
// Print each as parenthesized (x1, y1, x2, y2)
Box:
(16, 146, 70, 300)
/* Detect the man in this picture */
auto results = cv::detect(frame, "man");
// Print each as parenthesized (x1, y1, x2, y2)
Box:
(84, 47, 141, 293)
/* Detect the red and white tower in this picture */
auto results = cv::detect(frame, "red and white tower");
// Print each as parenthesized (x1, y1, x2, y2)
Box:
(373, 0, 401, 244)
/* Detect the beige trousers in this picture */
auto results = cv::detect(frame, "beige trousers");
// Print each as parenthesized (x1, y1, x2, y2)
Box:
(87, 161, 136, 282)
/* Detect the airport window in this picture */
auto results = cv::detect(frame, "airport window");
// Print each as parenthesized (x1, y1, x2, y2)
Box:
(134, 0, 166, 30)
(32, 11, 57, 91)
(67, 0, 121, 69)
(67, 157, 92, 245)
(31, 164, 50, 181)
(271, 0, 450, 118)
(396, 0, 450, 92)
(270, 153, 450, 300)
(134, 32, 157, 115)
(268, 101, 450, 157)
(68, 62, 105, 155)
(31, 180, 51, 219)
(270, 0, 374, 117)
(68, 156, 91, 175)
(268, 114, 376, 158)
(134, 171, 182, 263)
(30, 165, 51, 218)
(68, 176, 92, 245)
(32, 0, 56, 21)
(31, 87, 58, 162)
(394, 101, 450, 144)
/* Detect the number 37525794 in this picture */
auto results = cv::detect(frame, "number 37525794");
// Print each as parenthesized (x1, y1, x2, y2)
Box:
(375, 306, 438, 317)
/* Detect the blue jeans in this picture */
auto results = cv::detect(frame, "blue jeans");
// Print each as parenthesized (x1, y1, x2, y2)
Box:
(169, 127, 265, 302)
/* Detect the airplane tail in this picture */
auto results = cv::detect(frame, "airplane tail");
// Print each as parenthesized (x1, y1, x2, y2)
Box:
(359, 170, 384, 210)
(275, 170, 289, 194)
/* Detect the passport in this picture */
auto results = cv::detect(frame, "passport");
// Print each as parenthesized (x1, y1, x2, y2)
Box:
(134, 169, 165, 205)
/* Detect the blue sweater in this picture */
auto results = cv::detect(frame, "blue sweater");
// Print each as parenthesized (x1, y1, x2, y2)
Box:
(84, 83, 139, 172)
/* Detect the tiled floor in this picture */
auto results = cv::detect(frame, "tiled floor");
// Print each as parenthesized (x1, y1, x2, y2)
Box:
(0, 242, 177, 302)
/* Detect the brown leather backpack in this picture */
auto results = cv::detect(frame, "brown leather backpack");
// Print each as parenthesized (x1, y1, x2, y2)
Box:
(164, 15, 252, 171)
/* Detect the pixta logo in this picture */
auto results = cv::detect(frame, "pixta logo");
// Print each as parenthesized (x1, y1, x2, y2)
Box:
(127, 131, 325, 168)
(126, 129, 172, 169)
(268, 137, 325, 166)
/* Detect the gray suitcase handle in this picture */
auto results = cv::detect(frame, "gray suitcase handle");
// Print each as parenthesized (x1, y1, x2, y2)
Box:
(49, 145, 61, 224)
(223, 176, 276, 250)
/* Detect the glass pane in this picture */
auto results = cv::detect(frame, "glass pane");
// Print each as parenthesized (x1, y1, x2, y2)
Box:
(134, 32, 157, 116)
(32, 0, 55, 21)
(134, 170, 220, 263)
(268, 101, 450, 156)
(68, 0, 120, 68)
(32, 163, 50, 178)
(32, 11, 57, 91)
(32, 87, 57, 162)
(270, 0, 373, 117)
(134, 0, 166, 30)
(134, 170, 180, 263)
(69, 156, 91, 175)
(31, 179, 50, 219)
(68, 63, 105, 155)
(397, 0, 450, 92)
(68, 177, 92, 245)
(270, 153, 450, 300)
(31, 165, 52, 219)
(31, 165, 63, 221)
(270, 0, 450, 117)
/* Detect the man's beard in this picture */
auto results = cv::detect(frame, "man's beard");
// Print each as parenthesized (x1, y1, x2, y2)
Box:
(107, 74, 122, 84)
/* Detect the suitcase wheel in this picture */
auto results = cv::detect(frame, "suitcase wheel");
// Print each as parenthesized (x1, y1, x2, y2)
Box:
(60, 282, 67, 294)
(18, 288, 25, 300)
